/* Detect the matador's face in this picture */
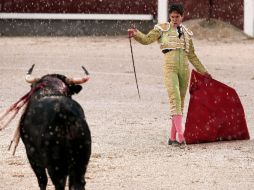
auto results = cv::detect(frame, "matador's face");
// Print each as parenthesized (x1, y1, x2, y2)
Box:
(169, 11, 184, 28)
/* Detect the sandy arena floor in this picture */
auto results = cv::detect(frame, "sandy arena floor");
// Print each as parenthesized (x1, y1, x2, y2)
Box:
(0, 34, 254, 190)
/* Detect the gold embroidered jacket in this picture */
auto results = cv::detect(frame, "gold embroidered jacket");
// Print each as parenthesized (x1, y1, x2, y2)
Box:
(134, 22, 207, 74)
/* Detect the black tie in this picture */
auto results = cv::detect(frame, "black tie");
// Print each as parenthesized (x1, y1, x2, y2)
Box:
(177, 26, 182, 39)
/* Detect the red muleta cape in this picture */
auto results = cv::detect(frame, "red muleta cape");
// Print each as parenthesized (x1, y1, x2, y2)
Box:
(184, 70, 250, 144)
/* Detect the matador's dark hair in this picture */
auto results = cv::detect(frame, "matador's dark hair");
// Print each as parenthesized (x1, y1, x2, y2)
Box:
(169, 3, 184, 16)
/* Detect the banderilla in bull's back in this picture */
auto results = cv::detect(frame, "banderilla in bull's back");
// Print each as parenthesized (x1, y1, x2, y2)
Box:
(0, 64, 92, 190)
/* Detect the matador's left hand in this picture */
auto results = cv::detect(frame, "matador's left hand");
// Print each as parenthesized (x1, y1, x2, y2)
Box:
(203, 72, 212, 79)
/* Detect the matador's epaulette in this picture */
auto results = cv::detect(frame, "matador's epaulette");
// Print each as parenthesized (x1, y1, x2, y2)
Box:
(154, 22, 170, 32)
(181, 25, 193, 36)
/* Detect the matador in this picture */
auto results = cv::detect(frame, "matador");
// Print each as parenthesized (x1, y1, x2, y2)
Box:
(128, 3, 211, 145)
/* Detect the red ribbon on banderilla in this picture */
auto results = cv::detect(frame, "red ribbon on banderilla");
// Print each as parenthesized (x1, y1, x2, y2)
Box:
(0, 83, 45, 155)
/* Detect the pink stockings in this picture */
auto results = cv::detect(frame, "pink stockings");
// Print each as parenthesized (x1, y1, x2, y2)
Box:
(170, 115, 185, 143)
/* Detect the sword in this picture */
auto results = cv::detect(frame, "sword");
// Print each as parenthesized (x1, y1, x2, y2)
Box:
(129, 38, 141, 99)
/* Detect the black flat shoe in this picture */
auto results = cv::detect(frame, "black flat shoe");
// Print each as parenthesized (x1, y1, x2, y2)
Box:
(176, 140, 186, 147)
(168, 139, 178, 145)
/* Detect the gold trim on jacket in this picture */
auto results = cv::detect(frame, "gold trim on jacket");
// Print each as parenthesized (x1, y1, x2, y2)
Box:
(133, 22, 207, 74)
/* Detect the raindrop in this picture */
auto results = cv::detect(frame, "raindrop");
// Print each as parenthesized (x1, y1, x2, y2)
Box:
(30, 147, 35, 153)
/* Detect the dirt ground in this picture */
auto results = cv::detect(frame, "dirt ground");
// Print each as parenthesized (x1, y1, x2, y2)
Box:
(0, 21, 254, 189)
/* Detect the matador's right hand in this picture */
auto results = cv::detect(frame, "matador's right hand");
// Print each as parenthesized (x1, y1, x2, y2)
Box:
(128, 28, 137, 38)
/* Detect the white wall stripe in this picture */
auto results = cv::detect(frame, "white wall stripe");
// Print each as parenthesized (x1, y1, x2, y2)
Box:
(0, 13, 154, 21)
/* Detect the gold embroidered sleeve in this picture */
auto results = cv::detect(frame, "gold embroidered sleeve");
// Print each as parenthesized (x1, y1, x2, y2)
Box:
(134, 29, 161, 45)
(187, 40, 207, 74)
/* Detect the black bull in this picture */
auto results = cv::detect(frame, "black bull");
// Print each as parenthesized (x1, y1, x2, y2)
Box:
(20, 74, 91, 190)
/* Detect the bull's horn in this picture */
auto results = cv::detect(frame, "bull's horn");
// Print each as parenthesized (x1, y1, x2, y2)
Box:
(66, 66, 90, 84)
(65, 76, 90, 85)
(25, 74, 39, 83)
(25, 64, 39, 83)
(82, 66, 90, 75)
(27, 64, 35, 75)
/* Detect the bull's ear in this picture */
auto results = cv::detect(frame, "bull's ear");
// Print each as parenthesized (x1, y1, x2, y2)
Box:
(69, 85, 82, 94)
